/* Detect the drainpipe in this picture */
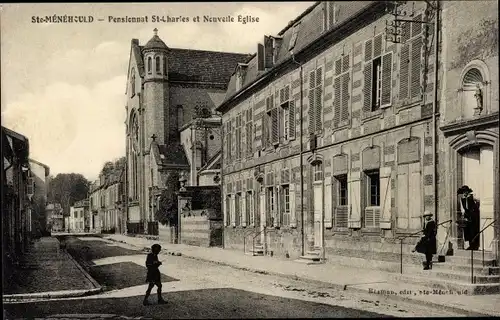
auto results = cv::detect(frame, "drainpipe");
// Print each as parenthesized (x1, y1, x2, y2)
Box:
(291, 52, 305, 256)
(432, 0, 440, 225)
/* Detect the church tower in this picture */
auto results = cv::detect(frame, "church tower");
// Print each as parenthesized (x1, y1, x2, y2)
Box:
(142, 28, 170, 146)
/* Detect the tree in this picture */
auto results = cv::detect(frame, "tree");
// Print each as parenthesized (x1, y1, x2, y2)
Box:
(100, 161, 115, 177)
(156, 171, 180, 226)
(47, 173, 90, 217)
(113, 156, 126, 171)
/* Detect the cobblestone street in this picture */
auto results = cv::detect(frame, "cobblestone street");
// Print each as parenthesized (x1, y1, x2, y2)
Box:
(4, 236, 468, 319)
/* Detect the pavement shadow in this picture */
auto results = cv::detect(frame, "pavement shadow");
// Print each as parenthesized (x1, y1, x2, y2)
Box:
(4, 287, 391, 319)
(89, 262, 179, 291)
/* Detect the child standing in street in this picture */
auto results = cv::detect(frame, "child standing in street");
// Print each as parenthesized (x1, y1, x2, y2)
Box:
(143, 244, 167, 305)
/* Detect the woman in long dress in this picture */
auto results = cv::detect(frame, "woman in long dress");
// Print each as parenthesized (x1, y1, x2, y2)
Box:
(457, 185, 480, 250)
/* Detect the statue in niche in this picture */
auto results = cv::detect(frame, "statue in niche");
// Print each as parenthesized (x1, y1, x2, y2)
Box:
(473, 83, 483, 115)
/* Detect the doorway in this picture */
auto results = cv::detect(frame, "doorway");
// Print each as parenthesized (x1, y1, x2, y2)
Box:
(461, 145, 495, 251)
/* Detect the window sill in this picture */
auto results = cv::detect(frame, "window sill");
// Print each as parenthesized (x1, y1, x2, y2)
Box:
(361, 228, 382, 234)
(395, 98, 423, 113)
(332, 120, 351, 132)
(361, 109, 383, 123)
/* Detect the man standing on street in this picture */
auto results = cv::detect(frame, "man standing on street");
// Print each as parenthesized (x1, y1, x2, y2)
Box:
(143, 244, 167, 305)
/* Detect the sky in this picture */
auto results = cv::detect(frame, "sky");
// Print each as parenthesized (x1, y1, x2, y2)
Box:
(1, 2, 314, 181)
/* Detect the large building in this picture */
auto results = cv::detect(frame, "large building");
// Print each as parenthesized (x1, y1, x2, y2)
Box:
(124, 29, 251, 234)
(218, 0, 498, 273)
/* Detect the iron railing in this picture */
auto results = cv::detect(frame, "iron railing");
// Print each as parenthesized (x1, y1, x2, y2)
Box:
(398, 219, 452, 274)
(470, 219, 497, 284)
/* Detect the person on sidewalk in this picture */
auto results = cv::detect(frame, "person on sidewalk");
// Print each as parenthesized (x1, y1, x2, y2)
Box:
(457, 185, 480, 250)
(143, 244, 167, 305)
(413, 211, 437, 270)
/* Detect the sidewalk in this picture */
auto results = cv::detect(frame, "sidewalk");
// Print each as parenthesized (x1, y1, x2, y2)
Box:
(104, 234, 500, 317)
(3, 237, 102, 302)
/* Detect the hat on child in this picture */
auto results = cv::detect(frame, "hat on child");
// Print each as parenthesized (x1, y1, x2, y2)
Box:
(423, 211, 433, 217)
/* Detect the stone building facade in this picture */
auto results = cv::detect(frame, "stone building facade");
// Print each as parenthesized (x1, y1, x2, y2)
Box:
(439, 0, 499, 256)
(124, 29, 251, 234)
(218, 1, 455, 261)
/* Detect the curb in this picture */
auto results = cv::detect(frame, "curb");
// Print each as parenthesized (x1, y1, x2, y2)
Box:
(105, 236, 497, 317)
(65, 248, 102, 291)
(3, 287, 102, 302)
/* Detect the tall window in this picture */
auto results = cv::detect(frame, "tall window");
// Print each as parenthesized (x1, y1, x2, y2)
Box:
(333, 54, 351, 127)
(267, 186, 274, 226)
(314, 162, 323, 182)
(155, 56, 161, 74)
(245, 109, 253, 156)
(246, 191, 253, 226)
(366, 170, 380, 206)
(280, 85, 294, 141)
(147, 57, 152, 74)
(282, 185, 290, 226)
(337, 175, 348, 206)
(363, 33, 393, 114)
(308, 67, 323, 134)
(399, 13, 423, 103)
(235, 193, 242, 226)
(226, 195, 231, 226)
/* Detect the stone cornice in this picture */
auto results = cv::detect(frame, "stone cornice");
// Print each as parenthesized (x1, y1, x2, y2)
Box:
(440, 112, 499, 136)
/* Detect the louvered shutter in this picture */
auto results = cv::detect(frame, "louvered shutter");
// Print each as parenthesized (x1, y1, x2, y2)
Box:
(399, 43, 410, 102)
(242, 190, 247, 227)
(342, 54, 350, 73)
(408, 162, 422, 230)
(411, 14, 423, 38)
(276, 187, 282, 227)
(271, 108, 279, 145)
(315, 67, 323, 132)
(325, 176, 333, 228)
(364, 39, 373, 62)
(341, 73, 350, 121)
(333, 74, 341, 127)
(328, 2, 335, 28)
(373, 34, 383, 58)
(410, 36, 422, 100)
(363, 61, 373, 113)
(232, 118, 236, 159)
(308, 70, 316, 134)
(396, 164, 409, 229)
(401, 21, 410, 43)
(289, 99, 296, 140)
(380, 52, 393, 108)
(240, 110, 244, 159)
(230, 194, 236, 227)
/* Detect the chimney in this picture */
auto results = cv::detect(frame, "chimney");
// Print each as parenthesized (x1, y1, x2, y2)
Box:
(131, 39, 139, 46)
(272, 36, 283, 65)
(257, 43, 265, 71)
(264, 35, 273, 69)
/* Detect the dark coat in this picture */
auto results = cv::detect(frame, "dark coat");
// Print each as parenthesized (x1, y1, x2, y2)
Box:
(460, 195, 480, 246)
(145, 252, 161, 283)
(416, 220, 437, 255)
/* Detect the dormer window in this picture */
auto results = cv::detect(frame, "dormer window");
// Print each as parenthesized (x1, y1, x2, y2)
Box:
(147, 57, 152, 74)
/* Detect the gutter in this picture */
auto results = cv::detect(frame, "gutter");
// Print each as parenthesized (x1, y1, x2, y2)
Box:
(432, 1, 440, 225)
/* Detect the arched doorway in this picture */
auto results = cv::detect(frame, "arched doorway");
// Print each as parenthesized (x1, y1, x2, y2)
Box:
(459, 144, 495, 251)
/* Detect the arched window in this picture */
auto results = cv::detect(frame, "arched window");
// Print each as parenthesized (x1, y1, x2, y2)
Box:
(155, 56, 161, 74)
(163, 57, 167, 75)
(147, 57, 152, 74)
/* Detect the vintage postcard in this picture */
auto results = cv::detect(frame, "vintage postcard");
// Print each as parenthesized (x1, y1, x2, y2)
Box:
(2, 1, 499, 319)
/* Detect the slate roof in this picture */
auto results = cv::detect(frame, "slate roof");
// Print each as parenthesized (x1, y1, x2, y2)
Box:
(144, 34, 168, 50)
(132, 41, 251, 85)
(219, 1, 377, 109)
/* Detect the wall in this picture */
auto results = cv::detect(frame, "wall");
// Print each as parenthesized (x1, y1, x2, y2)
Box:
(180, 209, 223, 247)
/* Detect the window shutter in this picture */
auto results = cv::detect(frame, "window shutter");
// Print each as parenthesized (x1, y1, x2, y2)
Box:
(408, 162, 422, 230)
(231, 118, 236, 159)
(411, 14, 423, 38)
(396, 164, 409, 229)
(364, 39, 373, 62)
(308, 70, 316, 134)
(399, 43, 410, 102)
(363, 61, 373, 113)
(373, 34, 383, 58)
(288, 99, 296, 140)
(341, 73, 350, 121)
(241, 112, 246, 158)
(315, 67, 323, 132)
(271, 108, 279, 145)
(410, 36, 422, 100)
(333, 76, 341, 127)
(231, 195, 236, 227)
(401, 21, 411, 43)
(276, 187, 282, 227)
(242, 192, 247, 227)
(324, 176, 333, 228)
(335, 58, 342, 76)
(289, 184, 296, 228)
(342, 54, 350, 73)
(380, 52, 393, 108)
